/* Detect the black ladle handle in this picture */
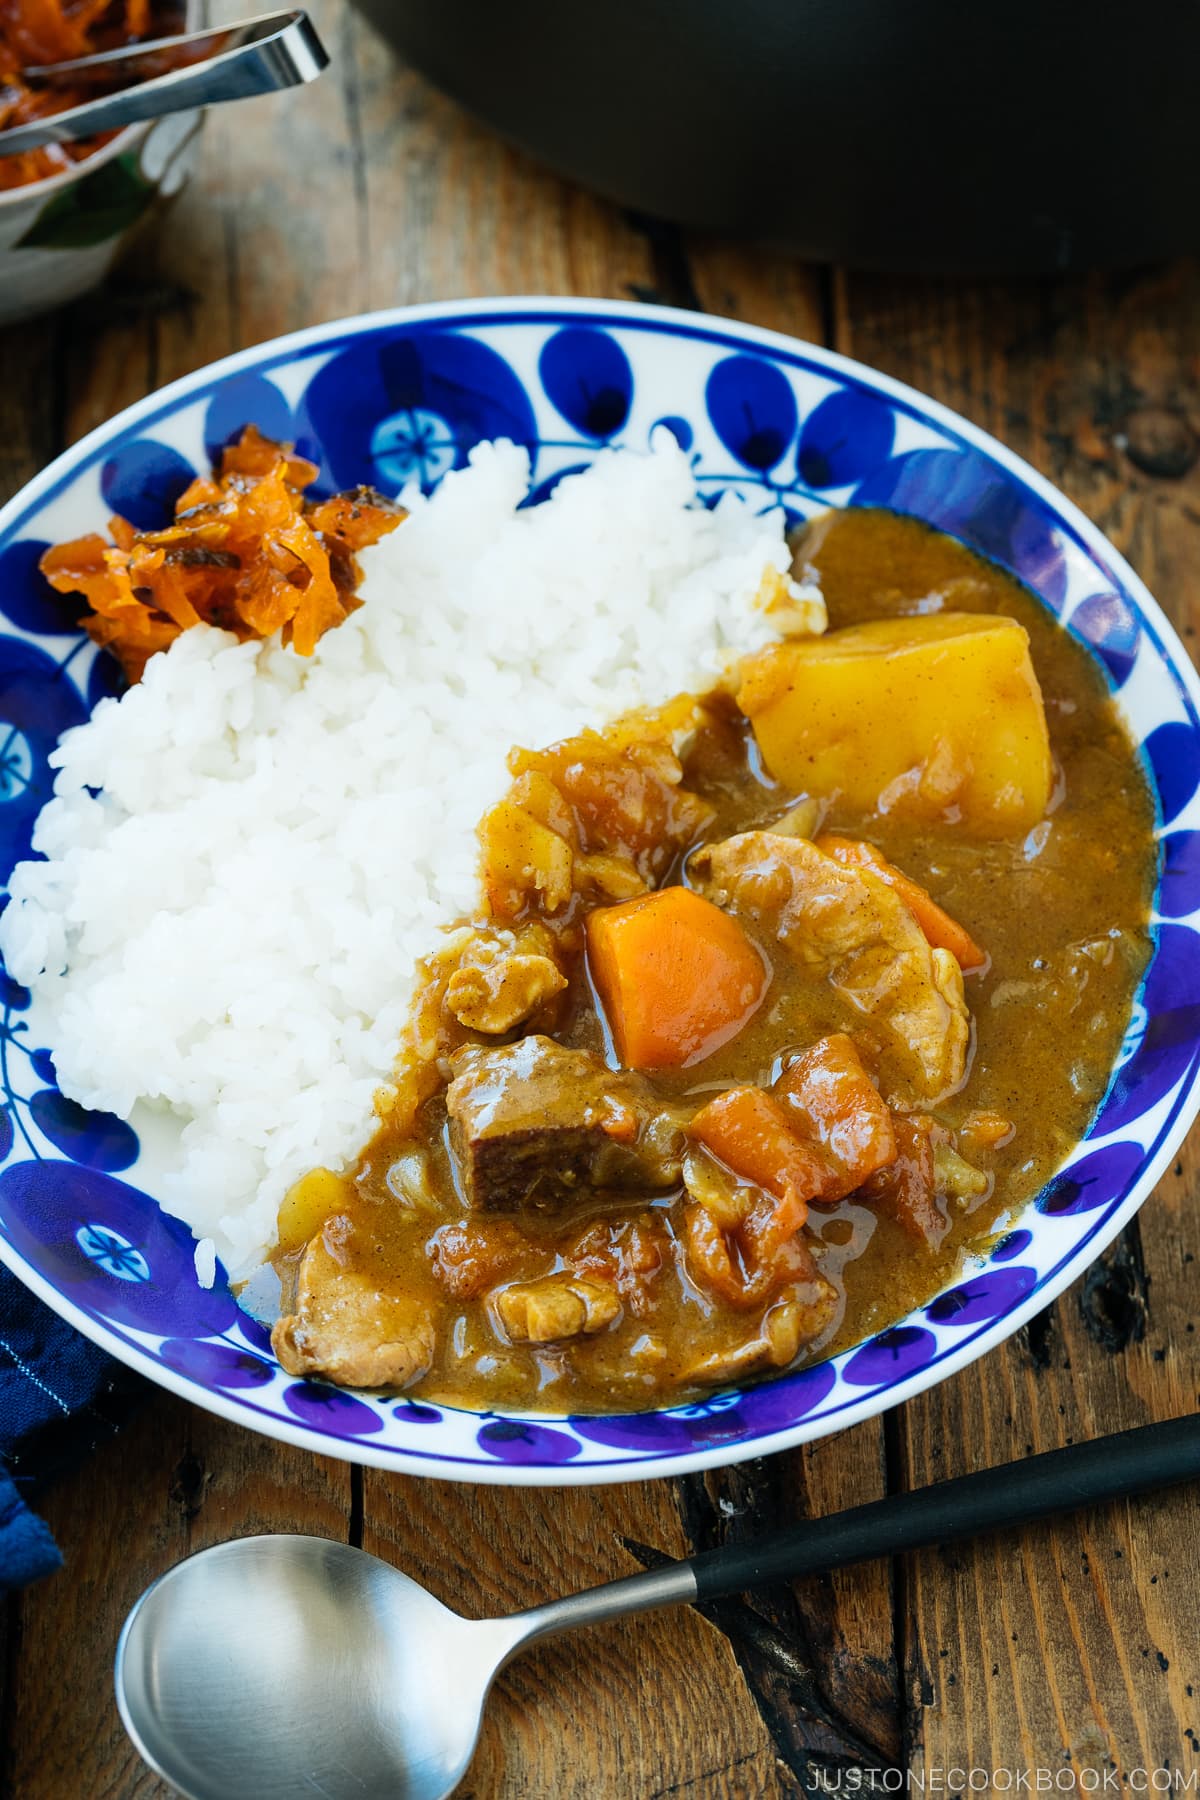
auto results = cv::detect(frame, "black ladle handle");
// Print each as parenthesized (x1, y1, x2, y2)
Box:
(689, 1413, 1200, 1602)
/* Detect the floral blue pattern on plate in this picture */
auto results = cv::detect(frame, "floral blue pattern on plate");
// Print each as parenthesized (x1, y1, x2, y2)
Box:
(0, 298, 1196, 1484)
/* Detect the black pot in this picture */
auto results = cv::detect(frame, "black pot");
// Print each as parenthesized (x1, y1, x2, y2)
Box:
(350, 0, 1198, 275)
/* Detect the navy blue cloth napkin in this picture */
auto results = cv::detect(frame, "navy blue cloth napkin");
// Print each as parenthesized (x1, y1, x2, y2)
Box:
(0, 1266, 144, 1588)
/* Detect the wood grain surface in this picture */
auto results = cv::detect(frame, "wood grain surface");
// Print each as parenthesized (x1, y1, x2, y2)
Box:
(3, 5, 1199, 1795)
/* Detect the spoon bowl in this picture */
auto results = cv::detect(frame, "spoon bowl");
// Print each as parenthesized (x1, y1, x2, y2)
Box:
(115, 1536, 516, 1800)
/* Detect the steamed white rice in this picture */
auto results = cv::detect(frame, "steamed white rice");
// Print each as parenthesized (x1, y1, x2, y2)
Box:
(0, 436, 822, 1278)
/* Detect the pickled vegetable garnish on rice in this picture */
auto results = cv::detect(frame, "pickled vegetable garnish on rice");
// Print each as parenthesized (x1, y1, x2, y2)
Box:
(40, 426, 404, 680)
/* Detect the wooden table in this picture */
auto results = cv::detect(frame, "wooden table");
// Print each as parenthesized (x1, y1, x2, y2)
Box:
(4, 6, 1200, 1793)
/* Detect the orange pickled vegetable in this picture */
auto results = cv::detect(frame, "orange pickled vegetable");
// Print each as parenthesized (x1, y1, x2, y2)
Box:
(40, 426, 405, 682)
(774, 1034, 896, 1201)
(585, 886, 767, 1069)
(816, 834, 986, 972)
(688, 1086, 830, 1217)
(0, 1, 172, 192)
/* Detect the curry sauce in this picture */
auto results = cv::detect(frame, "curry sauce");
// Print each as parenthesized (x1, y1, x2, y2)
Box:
(271, 508, 1158, 1412)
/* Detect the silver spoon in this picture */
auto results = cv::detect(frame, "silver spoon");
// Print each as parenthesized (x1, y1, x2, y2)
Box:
(115, 1414, 1200, 1800)
(0, 10, 327, 158)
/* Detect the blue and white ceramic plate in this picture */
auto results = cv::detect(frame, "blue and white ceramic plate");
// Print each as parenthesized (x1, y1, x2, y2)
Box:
(1, 299, 1197, 1484)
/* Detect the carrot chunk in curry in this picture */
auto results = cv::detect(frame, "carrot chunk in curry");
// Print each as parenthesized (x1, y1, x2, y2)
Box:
(586, 886, 768, 1069)
(688, 1086, 829, 1215)
(773, 1034, 897, 1201)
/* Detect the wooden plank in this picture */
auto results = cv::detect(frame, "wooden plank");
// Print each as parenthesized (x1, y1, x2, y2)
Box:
(348, 24, 656, 307)
(684, 240, 827, 345)
(0, 1594, 15, 1799)
(6, 1397, 351, 1800)
(362, 1472, 787, 1799)
(834, 263, 1200, 1785)
(0, 315, 61, 501)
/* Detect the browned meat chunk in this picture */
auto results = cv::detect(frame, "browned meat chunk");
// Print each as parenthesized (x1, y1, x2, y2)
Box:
(859, 1116, 990, 1248)
(859, 1115, 947, 1247)
(446, 1035, 683, 1214)
(493, 1274, 621, 1343)
(272, 1216, 435, 1389)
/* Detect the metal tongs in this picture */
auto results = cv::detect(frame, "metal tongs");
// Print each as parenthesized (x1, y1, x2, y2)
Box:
(0, 10, 328, 157)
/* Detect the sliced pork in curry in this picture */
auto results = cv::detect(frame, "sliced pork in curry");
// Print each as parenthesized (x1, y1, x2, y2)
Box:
(691, 831, 970, 1104)
(275, 1217, 435, 1390)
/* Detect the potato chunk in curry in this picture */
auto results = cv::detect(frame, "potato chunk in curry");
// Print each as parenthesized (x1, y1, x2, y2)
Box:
(738, 612, 1053, 836)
